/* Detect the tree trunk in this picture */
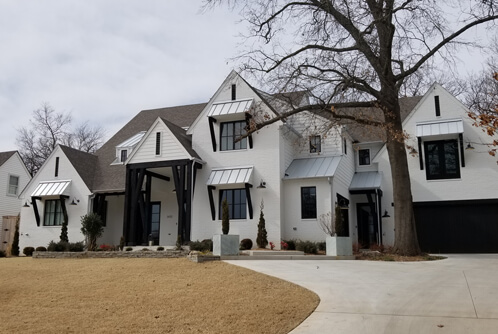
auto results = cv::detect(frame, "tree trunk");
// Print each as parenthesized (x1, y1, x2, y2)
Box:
(384, 98, 421, 256)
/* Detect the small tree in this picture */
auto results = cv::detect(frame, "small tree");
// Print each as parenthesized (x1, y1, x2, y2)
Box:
(11, 218, 20, 256)
(319, 206, 347, 237)
(80, 213, 104, 251)
(221, 198, 230, 235)
(60, 220, 69, 243)
(334, 205, 347, 237)
(256, 200, 268, 248)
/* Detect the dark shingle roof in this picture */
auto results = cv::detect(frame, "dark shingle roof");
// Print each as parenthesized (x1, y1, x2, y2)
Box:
(92, 103, 206, 192)
(0, 151, 16, 166)
(59, 145, 98, 190)
(159, 117, 201, 160)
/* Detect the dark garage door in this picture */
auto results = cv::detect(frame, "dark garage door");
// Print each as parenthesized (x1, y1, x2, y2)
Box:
(414, 199, 498, 253)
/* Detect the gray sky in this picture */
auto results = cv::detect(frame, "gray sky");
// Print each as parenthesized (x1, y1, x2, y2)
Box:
(0, 1, 493, 153)
(0, 1, 245, 152)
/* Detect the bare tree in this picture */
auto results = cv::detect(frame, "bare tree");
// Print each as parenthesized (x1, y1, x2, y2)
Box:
(17, 103, 105, 175)
(206, 0, 498, 255)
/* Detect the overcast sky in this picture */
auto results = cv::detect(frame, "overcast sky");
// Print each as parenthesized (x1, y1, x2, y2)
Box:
(0, 1, 493, 153)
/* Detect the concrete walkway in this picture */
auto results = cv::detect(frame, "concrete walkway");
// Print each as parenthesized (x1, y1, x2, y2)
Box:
(225, 254, 498, 333)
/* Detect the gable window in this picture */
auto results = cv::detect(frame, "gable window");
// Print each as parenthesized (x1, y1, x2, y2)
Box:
(8, 175, 19, 196)
(44, 199, 64, 226)
(55, 157, 59, 177)
(120, 150, 128, 162)
(424, 140, 460, 180)
(309, 135, 321, 153)
(358, 149, 370, 166)
(220, 121, 247, 151)
(219, 189, 246, 219)
(155, 132, 161, 155)
(301, 187, 317, 219)
(343, 138, 347, 155)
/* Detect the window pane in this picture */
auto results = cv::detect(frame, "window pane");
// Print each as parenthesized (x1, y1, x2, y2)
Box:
(219, 189, 246, 219)
(359, 149, 370, 165)
(301, 187, 317, 219)
(424, 140, 460, 180)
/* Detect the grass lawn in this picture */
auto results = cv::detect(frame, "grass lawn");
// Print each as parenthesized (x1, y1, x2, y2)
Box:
(0, 257, 319, 334)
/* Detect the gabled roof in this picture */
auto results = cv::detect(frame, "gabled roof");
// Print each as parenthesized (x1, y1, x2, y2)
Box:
(159, 117, 201, 160)
(0, 151, 16, 167)
(92, 103, 205, 193)
(59, 145, 98, 190)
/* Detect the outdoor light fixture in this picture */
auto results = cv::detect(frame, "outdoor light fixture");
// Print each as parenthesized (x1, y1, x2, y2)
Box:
(172, 189, 176, 193)
(466, 142, 475, 150)
(257, 180, 266, 189)
(22, 201, 30, 208)
(70, 198, 79, 205)
(382, 210, 390, 218)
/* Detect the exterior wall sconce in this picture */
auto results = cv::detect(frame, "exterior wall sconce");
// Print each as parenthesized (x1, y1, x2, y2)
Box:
(466, 142, 475, 150)
(382, 210, 390, 218)
(70, 198, 79, 205)
(23, 201, 30, 208)
(257, 180, 266, 189)
(172, 189, 176, 193)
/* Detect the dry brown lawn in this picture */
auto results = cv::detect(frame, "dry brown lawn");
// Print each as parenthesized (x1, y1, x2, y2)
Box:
(0, 257, 319, 334)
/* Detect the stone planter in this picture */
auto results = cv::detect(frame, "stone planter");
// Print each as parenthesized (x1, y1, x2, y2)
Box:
(213, 234, 240, 256)
(326, 236, 352, 256)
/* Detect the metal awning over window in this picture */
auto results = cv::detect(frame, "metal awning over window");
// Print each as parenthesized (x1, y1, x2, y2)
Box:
(207, 99, 253, 117)
(31, 180, 71, 197)
(416, 118, 463, 137)
(284, 156, 341, 180)
(207, 167, 253, 185)
(349, 172, 382, 193)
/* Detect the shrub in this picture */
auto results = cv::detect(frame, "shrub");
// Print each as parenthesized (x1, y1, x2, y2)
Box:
(157, 246, 165, 251)
(80, 213, 104, 251)
(11, 219, 20, 256)
(189, 239, 213, 252)
(35, 246, 47, 252)
(48, 240, 69, 252)
(282, 239, 296, 251)
(295, 240, 318, 254)
(221, 198, 230, 235)
(69, 242, 85, 252)
(125, 247, 133, 252)
(141, 248, 150, 252)
(317, 241, 326, 252)
(119, 236, 125, 251)
(240, 238, 253, 250)
(23, 246, 35, 256)
(60, 220, 69, 243)
(0, 250, 6, 258)
(256, 200, 268, 248)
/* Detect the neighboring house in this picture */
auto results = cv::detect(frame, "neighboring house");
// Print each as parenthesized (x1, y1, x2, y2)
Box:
(18, 72, 498, 253)
(0, 151, 31, 251)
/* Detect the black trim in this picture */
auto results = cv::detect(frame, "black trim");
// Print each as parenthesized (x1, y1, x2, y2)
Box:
(209, 117, 217, 152)
(155, 132, 161, 155)
(245, 113, 253, 149)
(145, 170, 170, 182)
(231, 84, 236, 101)
(459, 133, 465, 168)
(245, 183, 253, 219)
(418, 137, 423, 170)
(60, 195, 68, 228)
(208, 185, 216, 220)
(31, 196, 41, 226)
(55, 157, 59, 177)
(434, 96, 441, 117)
(128, 159, 189, 169)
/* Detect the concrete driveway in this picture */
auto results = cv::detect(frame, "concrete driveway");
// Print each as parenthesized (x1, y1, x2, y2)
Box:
(225, 255, 498, 333)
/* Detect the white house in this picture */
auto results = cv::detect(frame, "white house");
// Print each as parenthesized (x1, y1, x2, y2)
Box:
(0, 151, 31, 251)
(18, 72, 498, 253)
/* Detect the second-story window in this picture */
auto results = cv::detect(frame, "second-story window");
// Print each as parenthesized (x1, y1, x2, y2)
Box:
(120, 150, 128, 162)
(358, 149, 370, 166)
(220, 121, 247, 151)
(309, 135, 321, 153)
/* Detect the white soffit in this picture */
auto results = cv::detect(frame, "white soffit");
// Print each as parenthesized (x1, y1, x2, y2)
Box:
(416, 118, 463, 137)
(207, 167, 253, 185)
(207, 99, 253, 117)
(31, 180, 71, 197)
(349, 172, 382, 191)
(284, 156, 341, 180)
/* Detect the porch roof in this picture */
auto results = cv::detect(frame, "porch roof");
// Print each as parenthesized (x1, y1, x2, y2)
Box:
(207, 166, 253, 185)
(31, 180, 71, 197)
(416, 118, 463, 137)
(283, 156, 341, 180)
(349, 172, 382, 192)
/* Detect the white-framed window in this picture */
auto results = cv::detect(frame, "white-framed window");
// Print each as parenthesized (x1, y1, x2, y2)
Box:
(309, 135, 321, 153)
(120, 149, 128, 162)
(358, 149, 371, 166)
(7, 175, 19, 196)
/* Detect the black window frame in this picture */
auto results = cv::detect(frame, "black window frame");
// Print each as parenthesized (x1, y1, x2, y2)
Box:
(301, 187, 317, 219)
(424, 139, 461, 180)
(219, 188, 247, 220)
(309, 135, 321, 153)
(120, 149, 128, 162)
(358, 149, 370, 166)
(43, 199, 64, 226)
(220, 120, 247, 151)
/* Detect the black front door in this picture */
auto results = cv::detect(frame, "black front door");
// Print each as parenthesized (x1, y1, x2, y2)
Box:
(149, 202, 161, 246)
(357, 203, 377, 248)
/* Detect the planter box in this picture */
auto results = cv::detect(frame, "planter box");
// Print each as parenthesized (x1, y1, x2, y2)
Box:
(213, 234, 240, 256)
(326, 236, 353, 256)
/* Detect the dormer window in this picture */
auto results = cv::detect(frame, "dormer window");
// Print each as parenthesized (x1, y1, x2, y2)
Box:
(120, 150, 128, 162)
(309, 135, 321, 153)
(358, 149, 370, 166)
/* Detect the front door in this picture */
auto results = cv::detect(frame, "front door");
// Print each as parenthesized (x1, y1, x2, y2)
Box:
(357, 203, 377, 248)
(149, 202, 161, 246)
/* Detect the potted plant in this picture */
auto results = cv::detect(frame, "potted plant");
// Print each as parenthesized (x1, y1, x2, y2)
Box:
(320, 206, 352, 256)
(213, 198, 239, 256)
